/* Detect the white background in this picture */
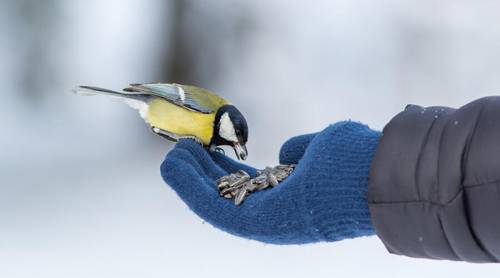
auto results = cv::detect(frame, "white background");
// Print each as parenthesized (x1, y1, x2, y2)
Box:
(1, 0, 500, 277)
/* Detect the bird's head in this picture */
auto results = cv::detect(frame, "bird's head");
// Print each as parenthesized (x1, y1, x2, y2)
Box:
(211, 105, 248, 160)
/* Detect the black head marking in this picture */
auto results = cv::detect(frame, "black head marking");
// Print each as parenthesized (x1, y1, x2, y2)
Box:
(211, 104, 248, 147)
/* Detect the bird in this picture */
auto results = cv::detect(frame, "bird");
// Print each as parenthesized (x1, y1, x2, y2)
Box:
(74, 83, 249, 160)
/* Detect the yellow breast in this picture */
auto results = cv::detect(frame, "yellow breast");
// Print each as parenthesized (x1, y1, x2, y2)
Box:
(146, 98, 215, 145)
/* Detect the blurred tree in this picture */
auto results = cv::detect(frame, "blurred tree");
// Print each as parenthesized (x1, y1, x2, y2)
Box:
(163, 0, 195, 85)
(12, 0, 62, 104)
(162, 0, 256, 89)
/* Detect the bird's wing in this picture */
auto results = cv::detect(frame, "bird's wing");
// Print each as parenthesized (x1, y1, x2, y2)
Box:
(123, 83, 228, 114)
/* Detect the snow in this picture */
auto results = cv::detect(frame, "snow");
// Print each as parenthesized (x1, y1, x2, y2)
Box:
(1, 0, 500, 277)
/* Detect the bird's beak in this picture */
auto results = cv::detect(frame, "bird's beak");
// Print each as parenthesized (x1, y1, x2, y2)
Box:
(233, 142, 248, 160)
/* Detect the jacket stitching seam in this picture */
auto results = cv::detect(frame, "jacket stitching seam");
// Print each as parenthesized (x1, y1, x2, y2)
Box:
(369, 180, 500, 205)
(414, 115, 438, 201)
(368, 188, 463, 206)
(460, 102, 485, 190)
(437, 212, 461, 261)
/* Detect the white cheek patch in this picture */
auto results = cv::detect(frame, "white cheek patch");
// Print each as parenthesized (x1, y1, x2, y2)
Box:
(219, 112, 238, 142)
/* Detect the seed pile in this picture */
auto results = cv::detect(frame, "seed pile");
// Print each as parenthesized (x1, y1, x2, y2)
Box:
(216, 165, 295, 205)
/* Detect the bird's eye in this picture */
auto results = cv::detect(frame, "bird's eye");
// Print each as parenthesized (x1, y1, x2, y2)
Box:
(236, 130, 241, 135)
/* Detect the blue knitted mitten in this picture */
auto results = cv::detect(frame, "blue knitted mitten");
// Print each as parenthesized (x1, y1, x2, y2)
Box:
(161, 121, 381, 244)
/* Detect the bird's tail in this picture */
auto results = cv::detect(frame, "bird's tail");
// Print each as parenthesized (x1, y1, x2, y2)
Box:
(73, 86, 144, 100)
(73, 85, 150, 119)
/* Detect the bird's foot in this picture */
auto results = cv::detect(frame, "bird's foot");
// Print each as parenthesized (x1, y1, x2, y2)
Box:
(209, 144, 226, 155)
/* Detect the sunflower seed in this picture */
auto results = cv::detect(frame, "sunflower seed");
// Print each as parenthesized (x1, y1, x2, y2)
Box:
(216, 164, 296, 205)
(234, 188, 248, 205)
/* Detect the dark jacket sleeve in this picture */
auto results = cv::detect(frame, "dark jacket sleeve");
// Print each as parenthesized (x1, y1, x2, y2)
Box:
(368, 96, 500, 263)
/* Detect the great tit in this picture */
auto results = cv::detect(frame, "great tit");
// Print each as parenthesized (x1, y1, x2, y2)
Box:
(75, 83, 249, 160)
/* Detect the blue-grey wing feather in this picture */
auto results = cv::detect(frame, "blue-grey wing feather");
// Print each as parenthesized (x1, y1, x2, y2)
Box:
(123, 83, 213, 113)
